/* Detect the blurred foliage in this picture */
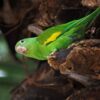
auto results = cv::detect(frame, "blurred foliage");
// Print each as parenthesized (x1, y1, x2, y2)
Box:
(0, 32, 38, 100)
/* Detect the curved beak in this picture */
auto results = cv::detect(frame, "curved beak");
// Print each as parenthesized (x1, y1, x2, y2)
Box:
(15, 46, 27, 54)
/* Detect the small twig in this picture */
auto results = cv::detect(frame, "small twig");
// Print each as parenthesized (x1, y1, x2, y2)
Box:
(27, 24, 43, 35)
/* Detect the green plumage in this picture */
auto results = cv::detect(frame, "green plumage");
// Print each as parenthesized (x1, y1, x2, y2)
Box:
(15, 7, 100, 60)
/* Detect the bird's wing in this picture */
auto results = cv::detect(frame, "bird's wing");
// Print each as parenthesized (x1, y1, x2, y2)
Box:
(37, 7, 100, 45)
(37, 20, 77, 45)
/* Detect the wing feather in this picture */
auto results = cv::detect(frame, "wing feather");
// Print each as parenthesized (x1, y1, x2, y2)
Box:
(37, 19, 77, 45)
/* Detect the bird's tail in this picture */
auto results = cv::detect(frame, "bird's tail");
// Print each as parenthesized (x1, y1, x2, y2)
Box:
(79, 7, 100, 25)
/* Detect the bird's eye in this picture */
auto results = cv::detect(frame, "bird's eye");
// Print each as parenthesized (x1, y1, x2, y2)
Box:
(20, 40, 24, 43)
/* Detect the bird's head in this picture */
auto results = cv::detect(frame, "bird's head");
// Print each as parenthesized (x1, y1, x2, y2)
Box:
(15, 38, 36, 57)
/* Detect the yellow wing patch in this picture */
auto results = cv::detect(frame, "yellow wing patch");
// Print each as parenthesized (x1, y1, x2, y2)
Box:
(43, 31, 61, 45)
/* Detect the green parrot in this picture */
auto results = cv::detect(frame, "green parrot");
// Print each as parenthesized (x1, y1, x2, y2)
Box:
(15, 7, 100, 60)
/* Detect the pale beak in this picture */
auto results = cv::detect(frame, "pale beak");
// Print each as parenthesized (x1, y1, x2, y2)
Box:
(15, 46, 27, 54)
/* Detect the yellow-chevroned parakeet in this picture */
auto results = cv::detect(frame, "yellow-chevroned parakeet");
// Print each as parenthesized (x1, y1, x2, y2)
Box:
(15, 7, 100, 60)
